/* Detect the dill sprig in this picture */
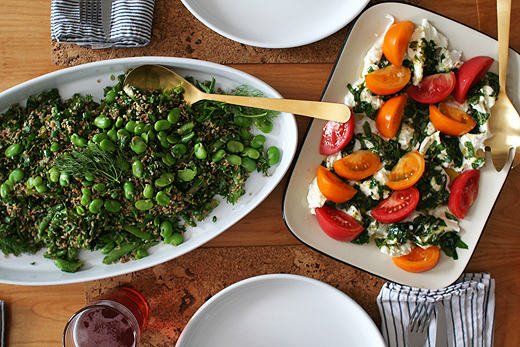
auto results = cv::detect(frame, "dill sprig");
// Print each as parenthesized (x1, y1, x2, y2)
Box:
(54, 144, 126, 183)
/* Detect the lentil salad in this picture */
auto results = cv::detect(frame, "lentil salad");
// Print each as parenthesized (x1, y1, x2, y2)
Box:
(0, 71, 280, 272)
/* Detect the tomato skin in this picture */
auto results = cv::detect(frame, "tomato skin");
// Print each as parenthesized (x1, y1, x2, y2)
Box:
(453, 56, 494, 103)
(365, 65, 411, 95)
(371, 186, 420, 223)
(319, 116, 355, 155)
(315, 206, 364, 242)
(316, 166, 357, 203)
(406, 72, 456, 104)
(448, 169, 480, 219)
(429, 104, 477, 136)
(386, 151, 425, 191)
(333, 150, 381, 180)
(393, 246, 440, 273)
(383, 21, 416, 67)
(376, 95, 408, 138)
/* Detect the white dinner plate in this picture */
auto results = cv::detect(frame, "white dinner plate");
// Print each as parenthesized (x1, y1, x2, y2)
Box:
(0, 57, 298, 285)
(283, 2, 520, 289)
(176, 274, 386, 347)
(180, 0, 371, 48)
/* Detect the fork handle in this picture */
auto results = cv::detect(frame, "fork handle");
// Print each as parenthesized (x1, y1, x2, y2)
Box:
(497, 0, 512, 92)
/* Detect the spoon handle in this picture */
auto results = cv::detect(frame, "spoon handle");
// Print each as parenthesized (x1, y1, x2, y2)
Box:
(202, 93, 351, 123)
(497, 0, 511, 92)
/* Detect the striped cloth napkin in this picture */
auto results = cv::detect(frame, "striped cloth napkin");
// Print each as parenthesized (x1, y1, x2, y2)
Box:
(51, 0, 155, 48)
(377, 273, 495, 347)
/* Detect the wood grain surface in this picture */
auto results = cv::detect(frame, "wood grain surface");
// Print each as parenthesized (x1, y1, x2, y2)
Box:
(1, 0, 520, 346)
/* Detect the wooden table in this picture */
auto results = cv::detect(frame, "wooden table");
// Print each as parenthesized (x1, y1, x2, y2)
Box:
(1, 0, 520, 346)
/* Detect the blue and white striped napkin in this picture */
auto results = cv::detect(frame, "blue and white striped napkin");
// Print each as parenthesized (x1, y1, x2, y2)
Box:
(51, 0, 155, 48)
(377, 273, 495, 347)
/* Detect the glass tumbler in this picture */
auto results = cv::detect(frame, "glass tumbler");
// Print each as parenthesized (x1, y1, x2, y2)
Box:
(63, 287, 149, 347)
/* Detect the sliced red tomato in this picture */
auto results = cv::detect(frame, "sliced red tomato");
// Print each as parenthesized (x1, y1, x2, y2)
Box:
(406, 72, 456, 104)
(365, 65, 411, 95)
(448, 169, 480, 219)
(315, 206, 364, 242)
(453, 56, 494, 103)
(429, 103, 477, 136)
(383, 20, 415, 67)
(386, 151, 425, 190)
(392, 246, 440, 273)
(319, 116, 355, 155)
(316, 166, 357, 203)
(371, 186, 420, 223)
(333, 150, 381, 180)
(376, 95, 408, 138)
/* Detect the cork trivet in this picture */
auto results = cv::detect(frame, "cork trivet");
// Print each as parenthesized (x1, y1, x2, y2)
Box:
(85, 245, 385, 347)
(52, 0, 402, 67)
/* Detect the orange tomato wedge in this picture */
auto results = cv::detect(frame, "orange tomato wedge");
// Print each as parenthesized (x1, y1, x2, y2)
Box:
(376, 95, 408, 138)
(429, 103, 477, 136)
(383, 21, 416, 66)
(393, 246, 440, 273)
(386, 151, 425, 190)
(316, 165, 357, 203)
(365, 65, 411, 95)
(333, 150, 381, 180)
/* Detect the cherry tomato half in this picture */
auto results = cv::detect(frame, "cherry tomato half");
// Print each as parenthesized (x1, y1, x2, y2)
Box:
(453, 56, 494, 103)
(333, 150, 381, 180)
(406, 72, 456, 104)
(448, 169, 480, 219)
(365, 65, 411, 95)
(315, 206, 364, 242)
(386, 151, 425, 191)
(392, 246, 440, 273)
(371, 186, 420, 223)
(316, 166, 357, 203)
(319, 116, 355, 155)
(429, 103, 477, 136)
(376, 95, 408, 138)
(383, 20, 416, 67)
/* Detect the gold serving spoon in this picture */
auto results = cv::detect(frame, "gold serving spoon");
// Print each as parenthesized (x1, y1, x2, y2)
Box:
(123, 64, 351, 123)
(485, 0, 520, 170)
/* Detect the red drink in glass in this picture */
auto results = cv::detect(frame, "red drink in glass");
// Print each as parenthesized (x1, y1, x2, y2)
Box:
(63, 287, 149, 347)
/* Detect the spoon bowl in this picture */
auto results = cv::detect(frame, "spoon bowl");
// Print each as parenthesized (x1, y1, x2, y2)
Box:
(123, 64, 351, 123)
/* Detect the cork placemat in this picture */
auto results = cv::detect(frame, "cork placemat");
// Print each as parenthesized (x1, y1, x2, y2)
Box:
(52, 0, 407, 66)
(85, 245, 386, 346)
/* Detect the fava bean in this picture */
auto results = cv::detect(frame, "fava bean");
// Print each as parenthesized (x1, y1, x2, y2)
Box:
(171, 144, 187, 158)
(5, 143, 23, 157)
(241, 156, 257, 172)
(162, 153, 176, 166)
(267, 146, 280, 165)
(155, 172, 175, 187)
(115, 116, 124, 128)
(93, 133, 109, 143)
(242, 147, 260, 159)
(211, 149, 226, 162)
(178, 122, 195, 135)
(165, 232, 183, 246)
(177, 169, 195, 182)
(167, 108, 182, 124)
(32, 176, 43, 187)
(134, 123, 146, 136)
(53, 258, 83, 273)
(194, 143, 207, 160)
(104, 89, 117, 104)
(255, 118, 273, 133)
(130, 137, 147, 154)
(9, 169, 24, 182)
(107, 129, 118, 142)
(81, 188, 91, 196)
(227, 140, 244, 153)
(239, 127, 251, 140)
(125, 120, 137, 133)
(71, 134, 87, 147)
(80, 194, 91, 207)
(49, 168, 60, 183)
(76, 205, 86, 215)
(159, 220, 173, 238)
(100, 139, 116, 152)
(35, 184, 48, 194)
(0, 183, 11, 199)
(89, 198, 104, 213)
(94, 115, 112, 129)
(117, 128, 130, 139)
(132, 160, 145, 178)
(50, 142, 61, 152)
(226, 155, 242, 166)
(250, 135, 266, 148)
(156, 191, 171, 206)
(181, 132, 194, 143)
(84, 173, 95, 182)
(167, 134, 180, 144)
(135, 199, 154, 211)
(123, 181, 135, 200)
(143, 184, 154, 199)
(93, 183, 106, 192)
(154, 119, 172, 131)
(104, 200, 122, 213)
(233, 116, 253, 128)
(135, 249, 148, 260)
